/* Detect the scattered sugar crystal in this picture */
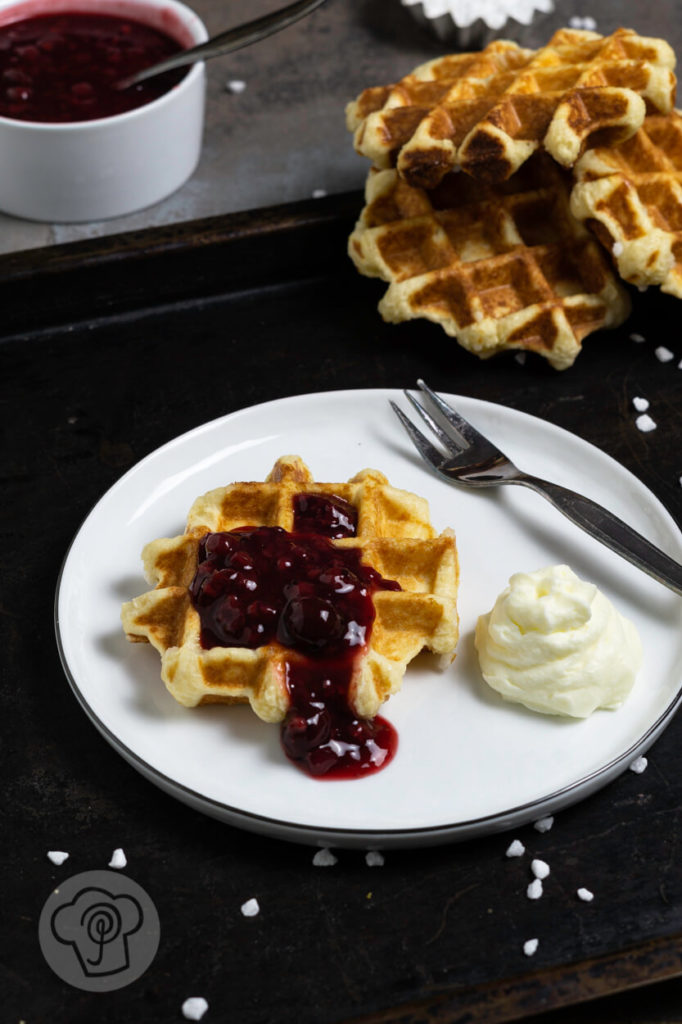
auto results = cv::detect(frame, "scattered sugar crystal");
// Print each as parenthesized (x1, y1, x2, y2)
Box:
(632, 396, 649, 412)
(312, 188, 327, 199)
(635, 413, 657, 433)
(182, 997, 209, 1021)
(569, 15, 597, 29)
(514, 352, 527, 365)
(612, 241, 624, 256)
(506, 839, 525, 858)
(226, 79, 246, 93)
(655, 346, 674, 362)
(313, 848, 338, 867)
(678, 359, 682, 369)
(344, 621, 366, 645)
(629, 756, 648, 774)
(47, 851, 69, 866)
(531, 859, 550, 880)
(527, 878, 543, 900)
(629, 332, 646, 343)
(366, 851, 385, 867)
(108, 848, 127, 869)
(577, 887, 594, 902)
(534, 816, 554, 833)
(241, 897, 260, 917)
(523, 938, 539, 956)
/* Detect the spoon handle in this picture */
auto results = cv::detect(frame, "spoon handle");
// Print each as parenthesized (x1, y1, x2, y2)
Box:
(119, 0, 329, 88)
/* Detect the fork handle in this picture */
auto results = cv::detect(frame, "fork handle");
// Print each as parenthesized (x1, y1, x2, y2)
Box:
(517, 475, 682, 597)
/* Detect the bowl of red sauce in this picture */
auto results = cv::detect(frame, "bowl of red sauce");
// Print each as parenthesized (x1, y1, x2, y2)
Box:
(0, 0, 207, 221)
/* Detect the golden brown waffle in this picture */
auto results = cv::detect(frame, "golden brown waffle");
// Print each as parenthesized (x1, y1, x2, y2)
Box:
(348, 154, 631, 369)
(571, 110, 682, 296)
(346, 28, 676, 187)
(121, 456, 459, 723)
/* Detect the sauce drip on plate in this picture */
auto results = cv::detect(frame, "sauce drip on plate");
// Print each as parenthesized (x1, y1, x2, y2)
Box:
(189, 497, 401, 779)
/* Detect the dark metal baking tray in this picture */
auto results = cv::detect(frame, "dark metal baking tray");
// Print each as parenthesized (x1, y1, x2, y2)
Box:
(3, 193, 682, 1024)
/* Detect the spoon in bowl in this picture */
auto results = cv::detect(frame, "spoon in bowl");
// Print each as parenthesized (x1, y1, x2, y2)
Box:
(117, 0, 330, 90)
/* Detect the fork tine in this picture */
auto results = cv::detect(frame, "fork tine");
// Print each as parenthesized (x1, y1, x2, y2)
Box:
(403, 390, 467, 455)
(416, 379, 482, 446)
(389, 401, 447, 469)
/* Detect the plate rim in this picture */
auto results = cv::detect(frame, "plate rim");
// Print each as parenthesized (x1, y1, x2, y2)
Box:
(54, 388, 682, 847)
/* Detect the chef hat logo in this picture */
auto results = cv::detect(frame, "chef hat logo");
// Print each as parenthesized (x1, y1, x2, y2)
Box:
(51, 886, 143, 977)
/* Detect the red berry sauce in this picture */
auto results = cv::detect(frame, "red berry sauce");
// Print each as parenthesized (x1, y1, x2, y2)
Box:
(293, 491, 357, 539)
(189, 495, 402, 779)
(0, 11, 186, 123)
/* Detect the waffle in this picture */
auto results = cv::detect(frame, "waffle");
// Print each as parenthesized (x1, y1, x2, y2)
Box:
(570, 110, 682, 296)
(346, 28, 676, 187)
(348, 154, 631, 369)
(121, 456, 459, 723)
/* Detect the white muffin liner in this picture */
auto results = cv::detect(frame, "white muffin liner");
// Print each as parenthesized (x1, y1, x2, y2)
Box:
(401, 0, 554, 48)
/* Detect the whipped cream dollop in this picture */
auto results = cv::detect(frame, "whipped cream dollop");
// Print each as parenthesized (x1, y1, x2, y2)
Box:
(475, 565, 642, 717)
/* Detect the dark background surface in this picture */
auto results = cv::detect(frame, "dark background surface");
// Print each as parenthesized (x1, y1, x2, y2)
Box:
(1, 193, 681, 1023)
(3, 0, 682, 1019)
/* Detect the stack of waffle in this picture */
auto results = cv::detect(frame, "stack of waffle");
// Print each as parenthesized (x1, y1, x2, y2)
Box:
(346, 27, 678, 367)
(121, 456, 459, 724)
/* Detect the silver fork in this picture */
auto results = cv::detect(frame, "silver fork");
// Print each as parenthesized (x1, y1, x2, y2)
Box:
(390, 380, 682, 597)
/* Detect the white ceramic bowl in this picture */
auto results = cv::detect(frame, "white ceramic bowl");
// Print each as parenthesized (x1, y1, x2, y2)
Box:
(0, 0, 207, 222)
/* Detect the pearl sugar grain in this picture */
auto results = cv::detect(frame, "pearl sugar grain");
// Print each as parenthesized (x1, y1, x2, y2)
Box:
(569, 15, 597, 29)
(108, 848, 127, 869)
(527, 878, 543, 900)
(241, 897, 260, 917)
(182, 997, 209, 1021)
(313, 848, 338, 867)
(47, 851, 69, 866)
(531, 858, 550, 880)
(635, 413, 657, 433)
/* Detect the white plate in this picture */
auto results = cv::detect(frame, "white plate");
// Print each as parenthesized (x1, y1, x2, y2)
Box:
(55, 390, 682, 848)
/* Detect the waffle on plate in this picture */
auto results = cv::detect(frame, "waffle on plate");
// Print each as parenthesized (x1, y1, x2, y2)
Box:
(121, 456, 459, 775)
(347, 28, 675, 187)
